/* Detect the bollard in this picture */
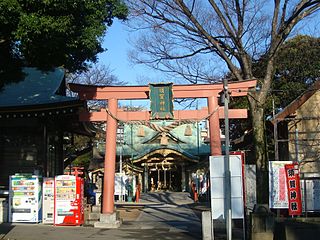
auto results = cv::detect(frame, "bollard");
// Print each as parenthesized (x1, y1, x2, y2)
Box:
(202, 211, 213, 240)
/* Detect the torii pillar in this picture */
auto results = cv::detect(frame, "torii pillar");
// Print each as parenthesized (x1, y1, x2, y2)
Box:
(208, 96, 221, 156)
(94, 98, 121, 228)
(103, 98, 118, 214)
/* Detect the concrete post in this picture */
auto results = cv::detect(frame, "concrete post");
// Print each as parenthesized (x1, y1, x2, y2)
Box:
(202, 211, 213, 240)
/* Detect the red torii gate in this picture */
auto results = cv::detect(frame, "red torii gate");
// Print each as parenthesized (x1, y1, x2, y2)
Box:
(69, 80, 256, 225)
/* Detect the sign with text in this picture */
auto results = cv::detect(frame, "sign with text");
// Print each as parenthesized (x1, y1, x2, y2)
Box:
(149, 83, 174, 119)
(114, 173, 128, 196)
(285, 163, 302, 216)
(269, 161, 291, 208)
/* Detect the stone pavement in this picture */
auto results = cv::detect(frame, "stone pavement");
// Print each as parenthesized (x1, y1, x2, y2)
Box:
(0, 192, 203, 240)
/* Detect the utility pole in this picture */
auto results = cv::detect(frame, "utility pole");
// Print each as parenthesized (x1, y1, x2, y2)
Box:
(223, 79, 232, 240)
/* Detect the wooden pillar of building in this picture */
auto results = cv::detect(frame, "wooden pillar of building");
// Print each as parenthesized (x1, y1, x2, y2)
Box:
(144, 165, 149, 193)
(102, 98, 118, 214)
(181, 164, 186, 192)
(207, 96, 222, 156)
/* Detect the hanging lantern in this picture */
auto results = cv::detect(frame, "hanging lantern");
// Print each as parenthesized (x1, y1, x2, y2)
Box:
(184, 125, 192, 136)
(160, 132, 168, 145)
(137, 125, 145, 137)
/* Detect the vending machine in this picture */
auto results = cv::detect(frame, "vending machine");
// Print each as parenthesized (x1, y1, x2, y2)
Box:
(54, 175, 84, 226)
(42, 177, 54, 224)
(9, 174, 42, 223)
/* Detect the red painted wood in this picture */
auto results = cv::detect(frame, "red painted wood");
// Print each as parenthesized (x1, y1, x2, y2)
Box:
(69, 80, 256, 100)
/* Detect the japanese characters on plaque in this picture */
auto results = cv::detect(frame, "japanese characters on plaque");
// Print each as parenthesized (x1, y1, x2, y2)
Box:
(149, 83, 174, 119)
(285, 163, 302, 216)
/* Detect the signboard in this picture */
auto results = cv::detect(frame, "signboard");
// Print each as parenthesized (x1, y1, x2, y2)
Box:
(285, 163, 302, 215)
(114, 173, 128, 196)
(269, 161, 291, 208)
(209, 155, 244, 219)
(149, 83, 173, 119)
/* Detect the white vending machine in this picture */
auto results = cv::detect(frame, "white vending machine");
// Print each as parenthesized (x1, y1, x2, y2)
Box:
(42, 177, 54, 224)
(9, 174, 42, 223)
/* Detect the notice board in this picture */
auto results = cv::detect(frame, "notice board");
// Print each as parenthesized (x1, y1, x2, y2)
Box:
(209, 155, 244, 219)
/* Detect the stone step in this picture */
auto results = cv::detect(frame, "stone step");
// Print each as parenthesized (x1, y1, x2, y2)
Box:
(88, 212, 100, 221)
(91, 205, 101, 213)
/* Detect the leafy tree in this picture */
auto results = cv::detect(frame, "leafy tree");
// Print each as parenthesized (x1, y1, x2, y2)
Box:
(231, 35, 320, 146)
(126, 0, 320, 204)
(64, 134, 92, 170)
(271, 35, 320, 111)
(0, 0, 127, 76)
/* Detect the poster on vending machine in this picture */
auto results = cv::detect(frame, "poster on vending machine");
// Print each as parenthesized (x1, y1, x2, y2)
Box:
(42, 177, 54, 224)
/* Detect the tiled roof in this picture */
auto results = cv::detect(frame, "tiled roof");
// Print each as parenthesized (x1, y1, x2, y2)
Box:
(272, 80, 320, 123)
(0, 67, 78, 108)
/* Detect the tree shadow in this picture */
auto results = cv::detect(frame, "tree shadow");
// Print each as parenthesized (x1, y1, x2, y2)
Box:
(0, 65, 26, 92)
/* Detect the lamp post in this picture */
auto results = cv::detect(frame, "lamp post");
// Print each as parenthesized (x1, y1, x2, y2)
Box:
(223, 79, 232, 240)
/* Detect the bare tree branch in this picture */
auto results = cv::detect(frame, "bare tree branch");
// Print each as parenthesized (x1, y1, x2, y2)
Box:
(126, 0, 320, 204)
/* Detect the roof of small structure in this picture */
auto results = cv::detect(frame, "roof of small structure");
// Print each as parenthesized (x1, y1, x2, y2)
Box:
(272, 80, 320, 124)
(0, 67, 78, 108)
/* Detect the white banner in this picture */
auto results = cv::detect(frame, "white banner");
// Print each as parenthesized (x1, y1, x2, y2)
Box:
(269, 161, 291, 208)
(114, 173, 128, 196)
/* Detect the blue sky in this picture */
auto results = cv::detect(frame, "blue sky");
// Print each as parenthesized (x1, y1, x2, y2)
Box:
(97, 14, 319, 108)
(97, 20, 178, 108)
(98, 20, 162, 86)
(97, 20, 155, 108)
(98, 13, 320, 87)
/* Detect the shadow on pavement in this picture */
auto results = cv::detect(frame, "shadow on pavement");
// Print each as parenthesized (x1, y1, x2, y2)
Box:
(0, 223, 14, 238)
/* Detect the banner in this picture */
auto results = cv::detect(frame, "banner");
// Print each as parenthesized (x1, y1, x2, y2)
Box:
(269, 161, 291, 208)
(149, 83, 174, 119)
(285, 163, 302, 216)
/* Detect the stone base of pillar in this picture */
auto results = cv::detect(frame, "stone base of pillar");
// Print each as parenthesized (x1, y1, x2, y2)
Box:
(94, 211, 122, 229)
(85, 205, 101, 226)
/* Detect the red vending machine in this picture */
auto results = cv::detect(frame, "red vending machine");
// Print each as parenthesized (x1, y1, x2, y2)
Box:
(54, 175, 84, 226)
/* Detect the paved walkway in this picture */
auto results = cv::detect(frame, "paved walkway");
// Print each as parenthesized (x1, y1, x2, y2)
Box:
(0, 192, 202, 240)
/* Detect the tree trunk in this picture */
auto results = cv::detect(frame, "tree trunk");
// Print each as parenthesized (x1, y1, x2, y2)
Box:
(250, 100, 269, 204)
